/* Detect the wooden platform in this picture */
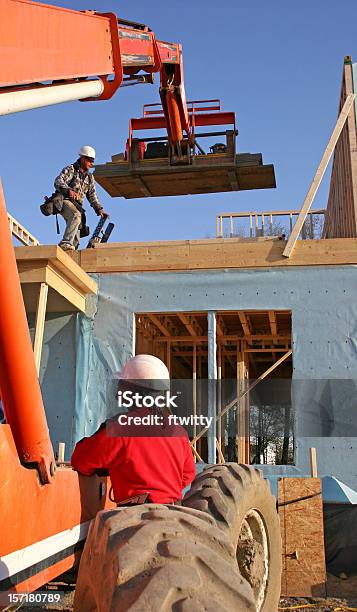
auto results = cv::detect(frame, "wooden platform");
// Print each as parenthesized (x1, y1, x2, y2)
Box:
(15, 245, 97, 313)
(94, 153, 276, 199)
(78, 237, 357, 273)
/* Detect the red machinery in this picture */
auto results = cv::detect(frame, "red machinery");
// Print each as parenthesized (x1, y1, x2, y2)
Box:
(1, 0, 235, 160)
(0, 0, 240, 598)
(0, 0, 274, 599)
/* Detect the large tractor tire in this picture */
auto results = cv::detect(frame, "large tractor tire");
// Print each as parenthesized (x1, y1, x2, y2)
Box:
(183, 463, 281, 612)
(74, 504, 256, 612)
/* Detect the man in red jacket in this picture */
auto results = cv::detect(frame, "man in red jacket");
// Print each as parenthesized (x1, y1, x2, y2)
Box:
(71, 355, 196, 505)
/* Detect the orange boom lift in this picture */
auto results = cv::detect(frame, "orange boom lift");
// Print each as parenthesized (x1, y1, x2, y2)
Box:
(0, 0, 276, 601)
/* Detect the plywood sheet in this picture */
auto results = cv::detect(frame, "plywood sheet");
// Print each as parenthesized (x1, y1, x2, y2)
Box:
(278, 478, 326, 597)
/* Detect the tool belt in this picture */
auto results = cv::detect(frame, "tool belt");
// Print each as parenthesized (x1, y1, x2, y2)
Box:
(40, 191, 64, 216)
(40, 192, 89, 237)
(116, 493, 182, 507)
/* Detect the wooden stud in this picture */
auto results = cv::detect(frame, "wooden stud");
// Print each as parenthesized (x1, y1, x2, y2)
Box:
(166, 340, 171, 375)
(283, 93, 356, 257)
(33, 282, 48, 375)
(192, 445, 203, 462)
(216, 438, 225, 463)
(310, 447, 318, 478)
(57, 442, 65, 464)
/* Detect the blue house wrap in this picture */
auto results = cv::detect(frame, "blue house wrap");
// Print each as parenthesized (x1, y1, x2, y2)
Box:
(36, 264, 357, 489)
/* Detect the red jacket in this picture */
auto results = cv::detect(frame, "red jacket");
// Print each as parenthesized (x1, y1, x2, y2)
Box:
(71, 409, 196, 504)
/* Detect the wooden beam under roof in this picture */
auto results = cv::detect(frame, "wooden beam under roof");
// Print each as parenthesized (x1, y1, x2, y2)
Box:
(268, 311, 278, 337)
(177, 313, 196, 337)
(238, 312, 251, 337)
(154, 334, 291, 343)
(147, 314, 170, 337)
(216, 316, 225, 337)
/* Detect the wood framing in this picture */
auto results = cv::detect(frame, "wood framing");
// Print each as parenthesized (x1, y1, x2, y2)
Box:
(79, 236, 357, 273)
(33, 282, 48, 374)
(15, 245, 97, 313)
(324, 58, 357, 238)
(283, 93, 356, 257)
(191, 350, 292, 446)
(136, 310, 292, 463)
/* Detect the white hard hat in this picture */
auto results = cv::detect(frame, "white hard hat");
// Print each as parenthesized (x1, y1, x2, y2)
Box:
(79, 145, 96, 159)
(114, 354, 170, 390)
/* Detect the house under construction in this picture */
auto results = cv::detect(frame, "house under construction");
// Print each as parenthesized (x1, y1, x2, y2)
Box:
(6, 54, 357, 600)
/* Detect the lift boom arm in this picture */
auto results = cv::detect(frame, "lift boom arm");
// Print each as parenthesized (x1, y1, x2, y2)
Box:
(1, 0, 192, 150)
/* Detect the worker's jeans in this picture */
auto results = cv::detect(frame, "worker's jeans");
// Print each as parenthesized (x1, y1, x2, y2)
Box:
(59, 199, 81, 248)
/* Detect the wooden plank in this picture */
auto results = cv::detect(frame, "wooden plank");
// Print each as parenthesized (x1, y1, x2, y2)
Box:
(268, 311, 278, 337)
(79, 237, 357, 273)
(278, 478, 326, 597)
(238, 312, 251, 337)
(284, 94, 356, 257)
(133, 176, 151, 197)
(310, 447, 318, 478)
(15, 245, 97, 295)
(177, 313, 196, 337)
(94, 162, 276, 199)
(33, 282, 48, 375)
(45, 266, 86, 312)
(147, 314, 170, 337)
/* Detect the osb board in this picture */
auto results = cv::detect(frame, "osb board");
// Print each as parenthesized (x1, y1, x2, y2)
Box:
(278, 478, 326, 597)
(323, 61, 357, 238)
(78, 237, 357, 273)
(94, 162, 276, 198)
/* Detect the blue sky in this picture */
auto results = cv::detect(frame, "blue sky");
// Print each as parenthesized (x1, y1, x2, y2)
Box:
(1, 0, 357, 244)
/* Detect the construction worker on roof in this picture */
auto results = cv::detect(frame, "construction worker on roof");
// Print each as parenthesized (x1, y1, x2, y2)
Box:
(55, 145, 109, 251)
(71, 355, 196, 505)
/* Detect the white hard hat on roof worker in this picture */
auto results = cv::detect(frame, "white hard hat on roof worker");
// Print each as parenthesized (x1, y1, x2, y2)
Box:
(79, 145, 96, 160)
(114, 354, 170, 391)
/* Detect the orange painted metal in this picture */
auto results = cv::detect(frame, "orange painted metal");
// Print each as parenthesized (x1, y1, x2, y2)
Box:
(0, 425, 114, 593)
(165, 90, 183, 145)
(0, 179, 55, 483)
(0, 0, 114, 87)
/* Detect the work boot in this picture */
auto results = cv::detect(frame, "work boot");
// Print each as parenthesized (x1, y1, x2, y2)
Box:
(59, 243, 75, 252)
